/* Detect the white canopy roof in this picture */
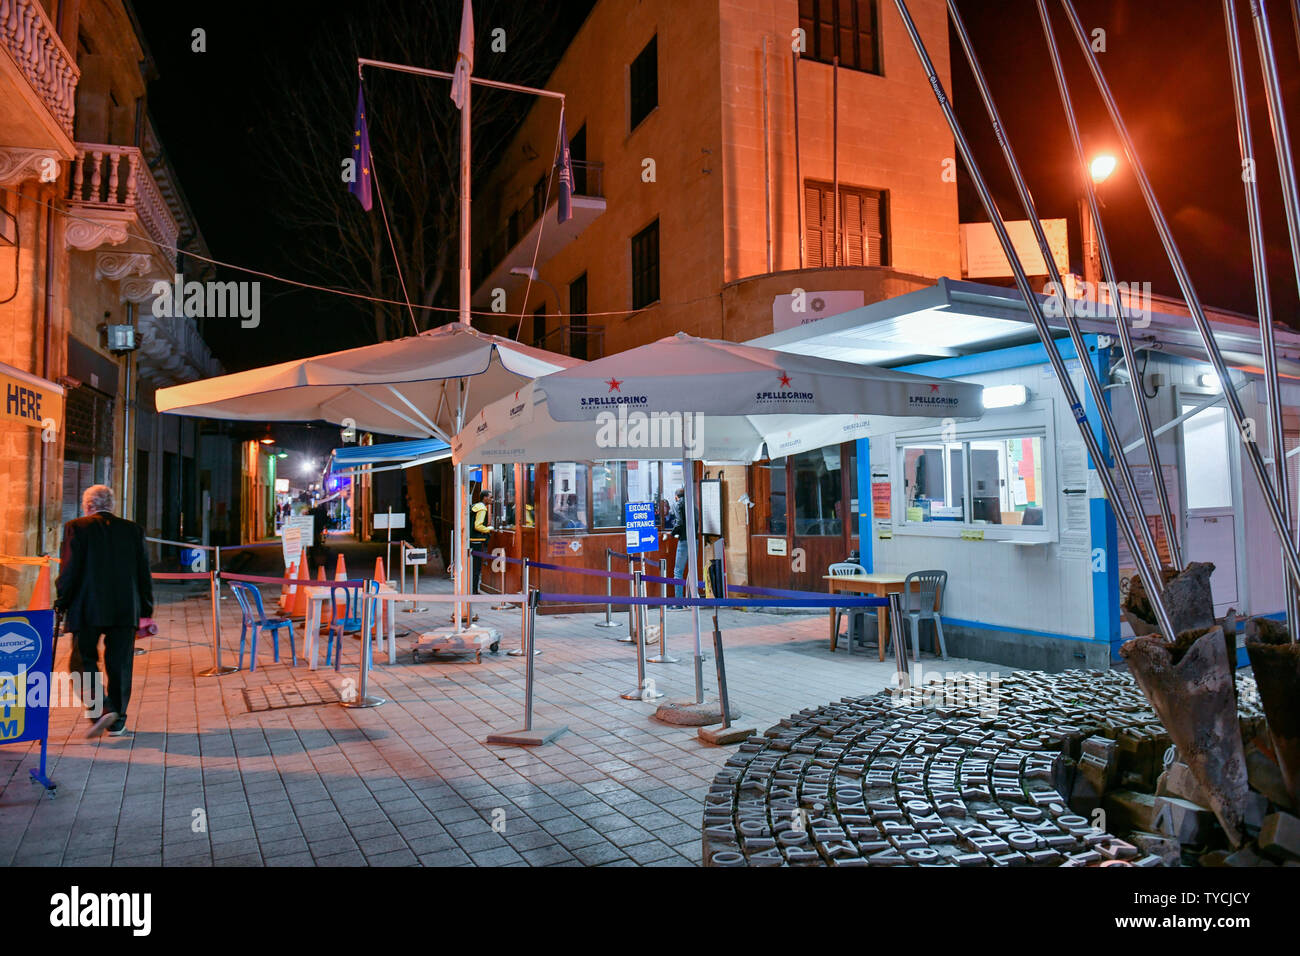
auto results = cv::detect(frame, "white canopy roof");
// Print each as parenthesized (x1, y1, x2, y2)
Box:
(155, 322, 582, 439)
(454, 332, 984, 465)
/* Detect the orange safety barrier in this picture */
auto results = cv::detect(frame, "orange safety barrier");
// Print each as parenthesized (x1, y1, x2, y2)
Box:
(27, 561, 51, 611)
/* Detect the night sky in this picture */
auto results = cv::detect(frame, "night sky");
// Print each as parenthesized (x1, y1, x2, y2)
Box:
(131, 0, 1300, 375)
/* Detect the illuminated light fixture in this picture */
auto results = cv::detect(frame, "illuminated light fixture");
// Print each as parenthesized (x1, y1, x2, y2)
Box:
(1090, 154, 1117, 184)
(982, 384, 1030, 409)
(259, 425, 275, 445)
(301, 459, 317, 476)
(1198, 372, 1221, 391)
(276, 451, 288, 459)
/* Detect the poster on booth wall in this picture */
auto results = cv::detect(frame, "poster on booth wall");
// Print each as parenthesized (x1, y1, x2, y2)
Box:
(0, 611, 54, 746)
(872, 476, 892, 519)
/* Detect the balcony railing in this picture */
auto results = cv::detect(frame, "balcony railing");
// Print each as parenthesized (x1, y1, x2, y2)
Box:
(0, 0, 78, 137)
(477, 160, 604, 281)
(66, 144, 180, 254)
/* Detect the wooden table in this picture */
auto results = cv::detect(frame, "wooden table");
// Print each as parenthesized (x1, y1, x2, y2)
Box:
(823, 573, 907, 660)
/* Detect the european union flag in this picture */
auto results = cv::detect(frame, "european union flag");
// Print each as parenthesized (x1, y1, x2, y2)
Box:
(556, 111, 573, 224)
(349, 85, 373, 211)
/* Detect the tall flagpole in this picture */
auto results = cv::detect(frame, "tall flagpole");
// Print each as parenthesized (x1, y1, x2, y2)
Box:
(460, 69, 472, 329)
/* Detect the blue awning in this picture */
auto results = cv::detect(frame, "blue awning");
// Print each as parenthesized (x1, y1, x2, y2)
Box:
(328, 438, 451, 476)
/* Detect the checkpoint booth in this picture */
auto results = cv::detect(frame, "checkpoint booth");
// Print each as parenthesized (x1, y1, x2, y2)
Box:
(750, 278, 1300, 670)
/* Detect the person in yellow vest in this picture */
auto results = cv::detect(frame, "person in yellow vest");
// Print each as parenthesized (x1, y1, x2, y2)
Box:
(469, 490, 493, 595)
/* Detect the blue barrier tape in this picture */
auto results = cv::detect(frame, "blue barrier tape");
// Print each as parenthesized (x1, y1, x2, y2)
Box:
(727, 583, 863, 600)
(538, 592, 889, 609)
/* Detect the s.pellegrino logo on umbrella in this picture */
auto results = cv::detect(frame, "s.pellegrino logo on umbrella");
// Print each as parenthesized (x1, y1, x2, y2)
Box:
(556, 110, 574, 224)
(348, 85, 373, 211)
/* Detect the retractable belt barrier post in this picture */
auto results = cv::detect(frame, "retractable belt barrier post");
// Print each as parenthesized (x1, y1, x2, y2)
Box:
(491, 549, 512, 610)
(507, 558, 537, 657)
(697, 557, 755, 745)
(146, 536, 234, 679)
(889, 591, 911, 684)
(646, 556, 677, 665)
(595, 548, 620, 628)
(199, 544, 236, 677)
(615, 551, 637, 644)
(341, 583, 384, 709)
(485, 589, 569, 747)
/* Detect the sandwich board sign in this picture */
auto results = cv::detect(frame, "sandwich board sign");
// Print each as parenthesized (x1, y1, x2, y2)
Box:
(0, 610, 56, 793)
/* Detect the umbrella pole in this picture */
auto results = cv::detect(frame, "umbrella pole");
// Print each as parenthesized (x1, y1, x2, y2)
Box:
(453, 380, 466, 635)
(682, 457, 704, 704)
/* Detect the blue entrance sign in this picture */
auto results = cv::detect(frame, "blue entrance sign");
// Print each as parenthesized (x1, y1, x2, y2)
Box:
(0, 610, 56, 794)
(625, 501, 658, 554)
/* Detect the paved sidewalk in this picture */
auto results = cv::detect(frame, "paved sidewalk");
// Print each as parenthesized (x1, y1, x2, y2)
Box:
(0, 580, 999, 867)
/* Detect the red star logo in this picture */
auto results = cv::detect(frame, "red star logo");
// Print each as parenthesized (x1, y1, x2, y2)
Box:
(778, 372, 792, 388)
(514, 390, 520, 400)
(606, 377, 622, 392)
(930, 384, 941, 393)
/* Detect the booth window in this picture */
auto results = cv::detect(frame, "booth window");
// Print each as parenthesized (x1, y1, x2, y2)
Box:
(898, 431, 1048, 530)
(793, 447, 842, 535)
(548, 462, 589, 533)
(592, 463, 626, 528)
(523, 464, 536, 527)
(492, 463, 516, 529)
(798, 0, 881, 75)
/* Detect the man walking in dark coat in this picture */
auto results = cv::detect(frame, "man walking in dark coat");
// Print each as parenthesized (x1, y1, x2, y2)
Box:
(54, 484, 153, 738)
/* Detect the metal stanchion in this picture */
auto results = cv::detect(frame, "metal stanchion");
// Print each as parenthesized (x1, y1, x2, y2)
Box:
(342, 582, 385, 708)
(889, 592, 911, 683)
(616, 552, 637, 644)
(621, 568, 662, 700)
(198, 545, 236, 677)
(403, 542, 428, 613)
(491, 549, 512, 610)
(595, 548, 620, 628)
(647, 556, 677, 664)
(486, 590, 568, 746)
(508, 558, 538, 657)
(698, 561, 754, 745)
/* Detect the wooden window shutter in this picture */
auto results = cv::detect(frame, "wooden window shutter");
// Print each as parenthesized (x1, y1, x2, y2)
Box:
(805, 184, 824, 268)
(843, 192, 863, 266)
(862, 190, 882, 266)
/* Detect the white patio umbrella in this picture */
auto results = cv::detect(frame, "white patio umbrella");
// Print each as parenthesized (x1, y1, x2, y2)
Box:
(156, 322, 584, 630)
(453, 332, 985, 703)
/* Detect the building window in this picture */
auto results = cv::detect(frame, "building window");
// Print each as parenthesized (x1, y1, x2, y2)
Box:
(532, 304, 547, 349)
(630, 36, 658, 130)
(799, 0, 881, 74)
(631, 219, 660, 310)
(569, 273, 589, 360)
(805, 181, 887, 267)
(897, 430, 1049, 532)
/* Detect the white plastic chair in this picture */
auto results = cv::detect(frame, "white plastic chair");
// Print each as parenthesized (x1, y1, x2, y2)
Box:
(901, 569, 949, 661)
(829, 562, 869, 654)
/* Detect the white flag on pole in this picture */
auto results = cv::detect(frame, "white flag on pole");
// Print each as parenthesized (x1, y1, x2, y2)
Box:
(450, 0, 474, 110)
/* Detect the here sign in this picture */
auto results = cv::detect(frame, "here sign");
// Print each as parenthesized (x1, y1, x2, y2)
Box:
(625, 502, 658, 554)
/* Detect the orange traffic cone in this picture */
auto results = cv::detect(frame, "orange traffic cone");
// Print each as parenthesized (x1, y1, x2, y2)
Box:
(373, 556, 386, 587)
(292, 558, 311, 618)
(27, 559, 51, 611)
(333, 553, 348, 619)
(279, 561, 296, 611)
(317, 565, 332, 628)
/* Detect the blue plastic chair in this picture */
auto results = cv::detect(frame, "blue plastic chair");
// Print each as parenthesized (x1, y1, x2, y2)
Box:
(231, 581, 296, 671)
(325, 582, 375, 671)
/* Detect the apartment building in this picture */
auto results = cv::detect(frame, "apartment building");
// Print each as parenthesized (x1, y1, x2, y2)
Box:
(468, 0, 961, 598)
(0, 0, 228, 606)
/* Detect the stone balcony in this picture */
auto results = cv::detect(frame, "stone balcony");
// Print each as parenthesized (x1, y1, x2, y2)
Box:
(0, 0, 78, 154)
(65, 142, 180, 256)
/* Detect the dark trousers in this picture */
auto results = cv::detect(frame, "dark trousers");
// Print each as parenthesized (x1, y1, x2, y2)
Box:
(470, 543, 486, 593)
(71, 626, 135, 720)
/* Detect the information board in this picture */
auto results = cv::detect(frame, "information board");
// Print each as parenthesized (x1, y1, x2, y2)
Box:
(700, 479, 722, 536)
(625, 502, 658, 554)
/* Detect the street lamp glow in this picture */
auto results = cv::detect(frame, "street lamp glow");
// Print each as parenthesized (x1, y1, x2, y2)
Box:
(1090, 154, 1117, 184)
(301, 459, 316, 475)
